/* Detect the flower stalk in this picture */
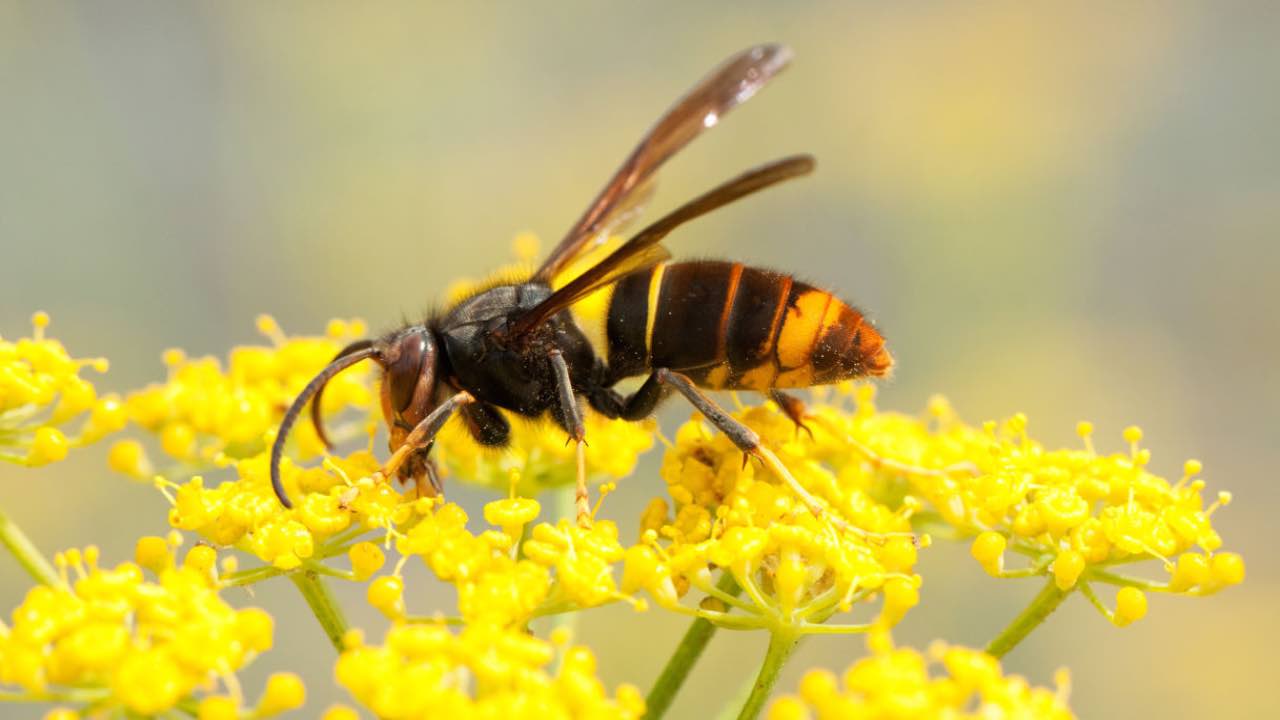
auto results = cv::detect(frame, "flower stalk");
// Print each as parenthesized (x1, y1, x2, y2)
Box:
(645, 573, 742, 719)
(985, 578, 1070, 658)
(0, 504, 59, 586)
(736, 629, 800, 720)
(290, 569, 350, 652)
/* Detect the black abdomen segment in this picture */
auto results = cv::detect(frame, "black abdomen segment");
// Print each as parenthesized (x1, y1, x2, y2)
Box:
(648, 261, 739, 369)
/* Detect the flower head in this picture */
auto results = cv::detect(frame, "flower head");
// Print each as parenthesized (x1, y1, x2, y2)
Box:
(769, 636, 1074, 719)
(335, 623, 644, 720)
(166, 448, 408, 570)
(393, 499, 552, 626)
(0, 542, 291, 717)
(118, 316, 373, 469)
(391, 491, 638, 628)
(625, 396, 922, 635)
(1, 312, 123, 466)
(779, 386, 1243, 625)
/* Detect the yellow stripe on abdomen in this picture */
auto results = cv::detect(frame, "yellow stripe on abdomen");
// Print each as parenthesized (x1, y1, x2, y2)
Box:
(644, 263, 667, 359)
(776, 290, 833, 368)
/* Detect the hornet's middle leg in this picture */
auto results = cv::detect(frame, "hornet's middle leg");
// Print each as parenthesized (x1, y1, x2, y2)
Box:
(548, 349, 591, 526)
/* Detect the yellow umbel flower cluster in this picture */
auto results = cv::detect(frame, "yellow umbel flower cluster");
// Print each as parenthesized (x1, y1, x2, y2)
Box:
(0, 312, 124, 466)
(335, 624, 644, 720)
(768, 637, 1074, 719)
(626, 398, 921, 634)
(114, 316, 372, 473)
(958, 421, 1243, 623)
(167, 449, 405, 571)
(0, 541, 300, 717)
(787, 386, 1242, 627)
(388, 499, 549, 626)
(381, 493, 636, 627)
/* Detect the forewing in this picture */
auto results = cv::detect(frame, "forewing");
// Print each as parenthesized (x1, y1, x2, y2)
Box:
(507, 154, 814, 339)
(534, 44, 793, 282)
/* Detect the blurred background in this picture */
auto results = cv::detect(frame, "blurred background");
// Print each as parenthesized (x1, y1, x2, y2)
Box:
(2, 1, 1277, 717)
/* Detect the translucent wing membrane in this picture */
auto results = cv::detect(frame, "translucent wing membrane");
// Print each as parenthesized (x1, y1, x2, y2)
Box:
(534, 44, 793, 282)
(507, 155, 815, 338)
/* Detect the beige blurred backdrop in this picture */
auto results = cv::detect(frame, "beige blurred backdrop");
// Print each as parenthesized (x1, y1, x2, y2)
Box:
(2, 2, 1277, 718)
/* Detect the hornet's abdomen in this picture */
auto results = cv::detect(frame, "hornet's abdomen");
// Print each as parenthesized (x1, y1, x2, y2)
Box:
(605, 261, 892, 390)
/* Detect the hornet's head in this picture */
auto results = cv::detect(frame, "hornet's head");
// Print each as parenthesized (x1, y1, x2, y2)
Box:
(270, 325, 440, 508)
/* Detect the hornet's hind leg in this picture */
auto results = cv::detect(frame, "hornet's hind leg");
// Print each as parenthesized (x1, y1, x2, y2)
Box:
(770, 389, 813, 439)
(592, 369, 847, 532)
(657, 371, 856, 530)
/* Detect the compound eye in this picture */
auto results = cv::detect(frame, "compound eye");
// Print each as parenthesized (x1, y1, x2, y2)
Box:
(385, 332, 428, 414)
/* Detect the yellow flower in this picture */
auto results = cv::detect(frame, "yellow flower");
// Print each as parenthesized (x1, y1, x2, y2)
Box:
(120, 315, 373, 468)
(335, 623, 644, 720)
(165, 449, 406, 570)
(795, 386, 1242, 625)
(256, 672, 307, 716)
(1, 312, 122, 466)
(394, 500, 551, 627)
(370, 484, 645, 629)
(769, 637, 1074, 719)
(522, 515, 632, 609)
(0, 544, 288, 716)
(626, 396, 921, 634)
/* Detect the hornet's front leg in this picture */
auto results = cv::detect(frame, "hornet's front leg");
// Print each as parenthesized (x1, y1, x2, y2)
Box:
(548, 349, 591, 526)
(375, 391, 474, 491)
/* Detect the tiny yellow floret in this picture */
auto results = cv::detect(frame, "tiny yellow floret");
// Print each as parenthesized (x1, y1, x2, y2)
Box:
(1123, 425, 1143, 444)
(1052, 550, 1086, 590)
(971, 532, 1007, 576)
(484, 497, 541, 531)
(348, 541, 387, 580)
(1114, 587, 1148, 626)
(27, 427, 69, 465)
(134, 535, 172, 574)
(257, 672, 306, 716)
(1211, 552, 1245, 587)
(367, 575, 405, 619)
(107, 439, 151, 478)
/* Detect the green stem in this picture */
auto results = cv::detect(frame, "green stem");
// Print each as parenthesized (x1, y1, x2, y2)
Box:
(0, 504, 59, 586)
(290, 570, 350, 652)
(985, 579, 1070, 658)
(1084, 567, 1168, 592)
(736, 629, 799, 720)
(644, 573, 742, 720)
